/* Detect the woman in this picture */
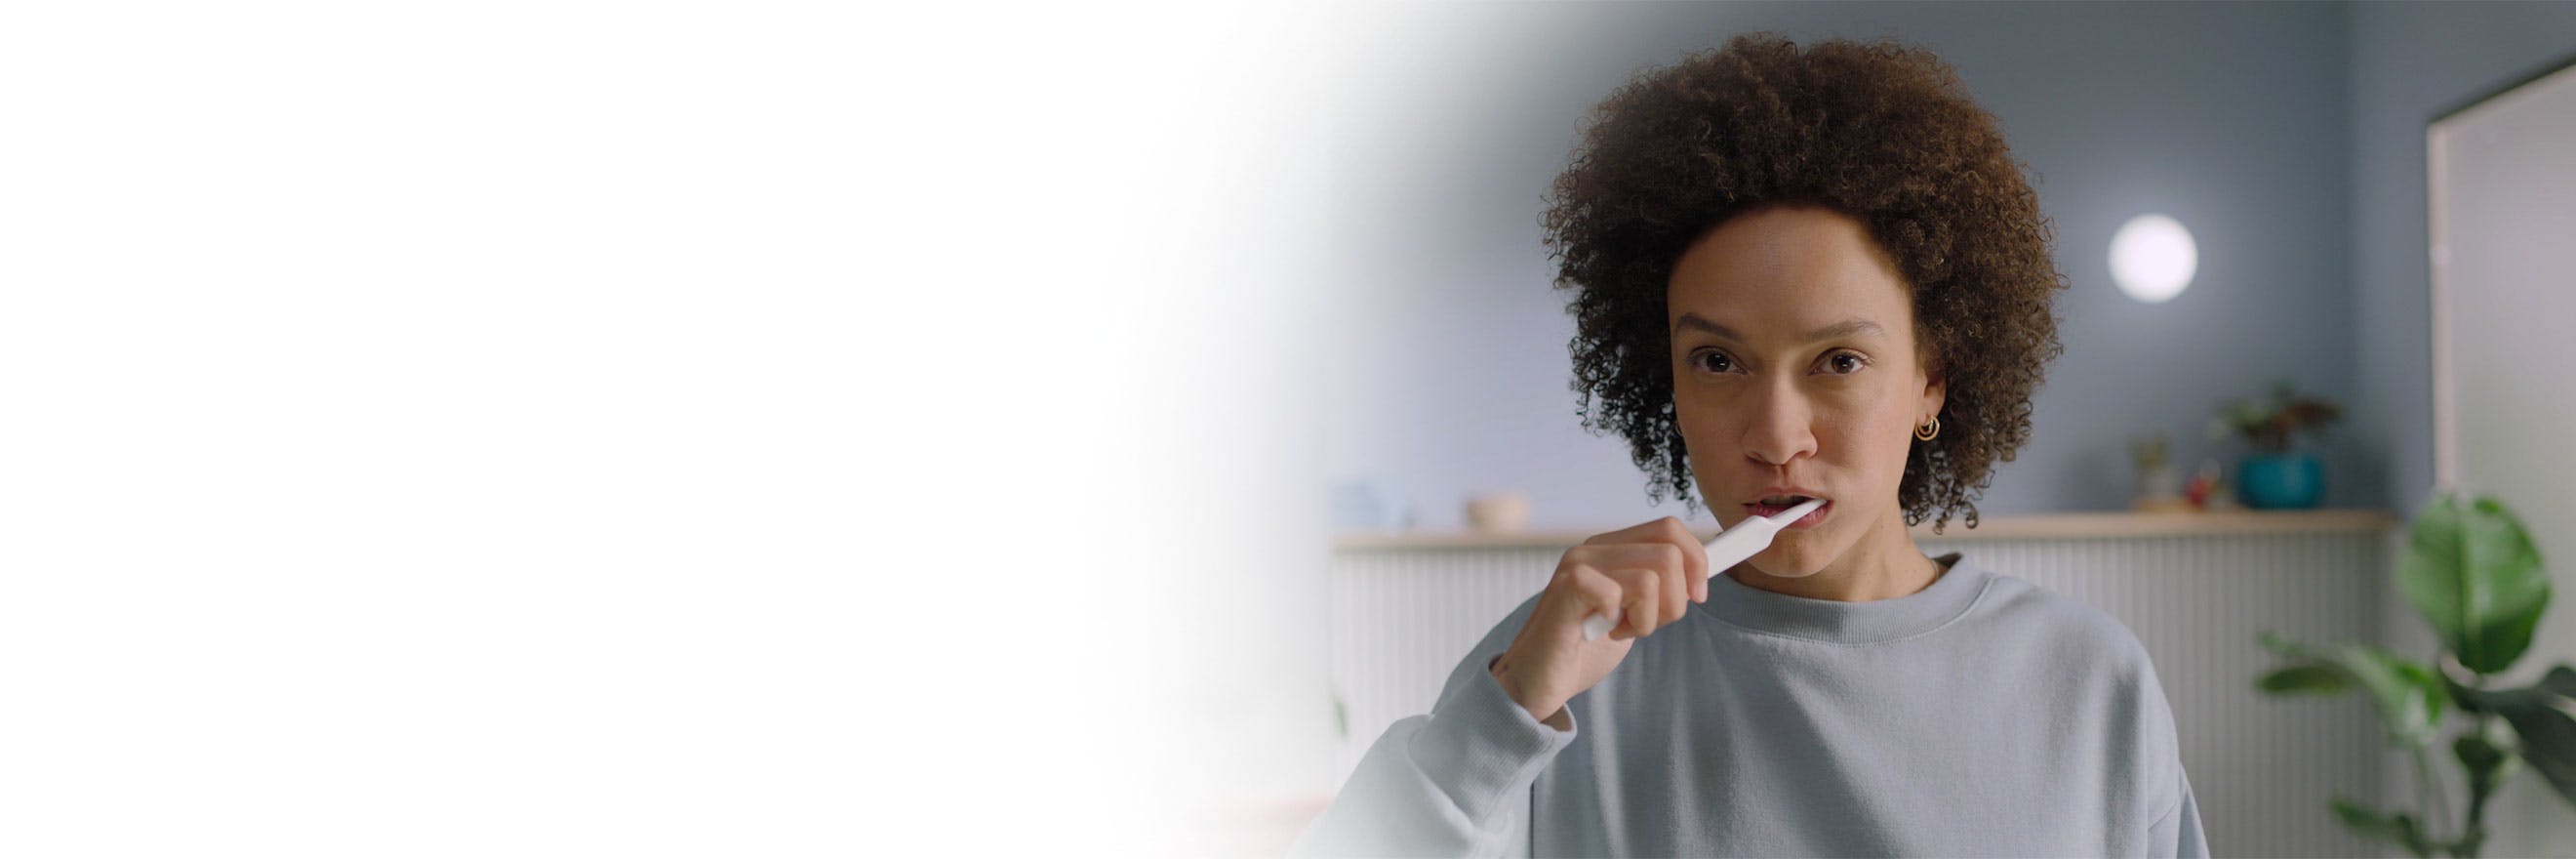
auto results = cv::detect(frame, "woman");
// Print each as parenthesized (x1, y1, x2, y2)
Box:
(1292, 34, 2209, 857)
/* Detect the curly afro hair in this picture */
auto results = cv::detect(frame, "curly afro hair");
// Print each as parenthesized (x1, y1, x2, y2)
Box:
(1541, 33, 2066, 533)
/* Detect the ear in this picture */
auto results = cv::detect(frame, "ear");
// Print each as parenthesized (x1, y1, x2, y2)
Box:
(1917, 360, 1947, 422)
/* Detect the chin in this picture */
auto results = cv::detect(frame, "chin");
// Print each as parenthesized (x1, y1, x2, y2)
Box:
(1744, 543, 1833, 578)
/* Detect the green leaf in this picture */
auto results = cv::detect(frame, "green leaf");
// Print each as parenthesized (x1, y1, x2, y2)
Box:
(2259, 630, 2320, 660)
(2543, 666, 2576, 698)
(2375, 655, 2451, 746)
(2259, 664, 2353, 695)
(2400, 493, 2552, 674)
(2447, 666, 2576, 812)
(2330, 798, 2437, 857)
(2256, 633, 2447, 746)
(2456, 728, 2516, 813)
(2510, 695, 2576, 812)
(2442, 659, 2489, 716)
(2340, 646, 2449, 747)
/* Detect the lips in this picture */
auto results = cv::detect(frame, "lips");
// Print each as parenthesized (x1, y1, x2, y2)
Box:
(1744, 489, 1831, 527)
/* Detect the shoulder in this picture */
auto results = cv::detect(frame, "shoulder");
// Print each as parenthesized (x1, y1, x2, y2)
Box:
(1965, 560, 2184, 751)
(1966, 565, 2156, 676)
(1959, 560, 2191, 823)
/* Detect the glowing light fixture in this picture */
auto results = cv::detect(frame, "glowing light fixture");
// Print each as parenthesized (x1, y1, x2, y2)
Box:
(2109, 214, 2196, 304)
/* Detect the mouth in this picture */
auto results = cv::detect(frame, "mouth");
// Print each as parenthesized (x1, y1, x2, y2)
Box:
(1745, 494, 1831, 528)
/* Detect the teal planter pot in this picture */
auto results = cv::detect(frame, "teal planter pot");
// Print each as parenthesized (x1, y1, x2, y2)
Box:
(2237, 453, 2324, 510)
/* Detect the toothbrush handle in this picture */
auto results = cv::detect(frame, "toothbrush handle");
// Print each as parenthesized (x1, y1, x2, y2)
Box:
(1574, 503, 1823, 643)
(1581, 611, 1617, 641)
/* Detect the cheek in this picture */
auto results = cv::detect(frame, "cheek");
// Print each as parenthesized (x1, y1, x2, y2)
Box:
(1672, 395, 1721, 440)
(1676, 412, 1721, 475)
(1870, 414, 1922, 482)
(1815, 398, 1915, 460)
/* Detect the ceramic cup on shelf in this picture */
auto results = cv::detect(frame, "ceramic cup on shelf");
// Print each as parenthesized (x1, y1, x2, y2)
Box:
(1465, 490, 1531, 533)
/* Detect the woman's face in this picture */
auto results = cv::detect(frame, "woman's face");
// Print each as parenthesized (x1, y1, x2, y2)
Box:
(1666, 205, 1944, 579)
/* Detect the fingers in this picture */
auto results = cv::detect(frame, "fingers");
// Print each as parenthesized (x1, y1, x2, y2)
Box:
(1552, 516, 1716, 645)
(1558, 562, 1628, 638)
(1564, 542, 1697, 629)
(1600, 567, 1665, 638)
(1582, 515, 1691, 548)
(1581, 517, 1710, 603)
(1560, 561, 1666, 639)
(1669, 518, 1711, 603)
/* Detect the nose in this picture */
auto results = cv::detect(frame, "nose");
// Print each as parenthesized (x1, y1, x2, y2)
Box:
(1741, 376, 1818, 468)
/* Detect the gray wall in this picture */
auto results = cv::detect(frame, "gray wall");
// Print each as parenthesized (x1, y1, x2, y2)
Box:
(2349, 4, 2576, 857)
(2349, 2, 2576, 516)
(1326, 1, 2362, 531)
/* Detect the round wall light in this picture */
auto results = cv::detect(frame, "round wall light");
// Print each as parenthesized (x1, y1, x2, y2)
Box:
(2109, 214, 2196, 304)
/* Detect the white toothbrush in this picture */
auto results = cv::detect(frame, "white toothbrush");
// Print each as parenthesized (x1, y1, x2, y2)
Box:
(1581, 498, 1826, 641)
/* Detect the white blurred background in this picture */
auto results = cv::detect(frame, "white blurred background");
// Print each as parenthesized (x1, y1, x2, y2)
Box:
(1, 2, 1349, 855)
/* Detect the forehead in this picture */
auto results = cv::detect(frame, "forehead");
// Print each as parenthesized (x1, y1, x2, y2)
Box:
(1665, 206, 1913, 335)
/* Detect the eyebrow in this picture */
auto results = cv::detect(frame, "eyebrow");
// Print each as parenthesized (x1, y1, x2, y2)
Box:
(1672, 313, 1888, 345)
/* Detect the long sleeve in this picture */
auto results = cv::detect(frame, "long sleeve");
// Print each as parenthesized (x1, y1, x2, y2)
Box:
(2148, 767, 2211, 858)
(1289, 599, 1575, 859)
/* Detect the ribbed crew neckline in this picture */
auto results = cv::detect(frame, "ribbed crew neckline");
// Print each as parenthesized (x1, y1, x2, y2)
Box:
(1697, 552, 1985, 644)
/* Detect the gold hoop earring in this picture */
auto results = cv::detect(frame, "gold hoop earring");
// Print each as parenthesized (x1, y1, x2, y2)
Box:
(1914, 416, 1941, 441)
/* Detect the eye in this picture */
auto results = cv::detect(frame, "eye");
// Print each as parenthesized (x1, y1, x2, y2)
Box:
(1819, 350, 1868, 376)
(1689, 349, 1739, 375)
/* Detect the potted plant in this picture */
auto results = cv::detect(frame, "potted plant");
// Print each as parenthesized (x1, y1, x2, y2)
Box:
(2209, 380, 2342, 509)
(2128, 431, 2191, 512)
(2255, 492, 2574, 857)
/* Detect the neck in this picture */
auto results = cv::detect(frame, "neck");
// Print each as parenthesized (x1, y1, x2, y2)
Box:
(1728, 510, 1943, 602)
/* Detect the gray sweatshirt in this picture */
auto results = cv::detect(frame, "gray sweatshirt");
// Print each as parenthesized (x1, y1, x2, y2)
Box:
(1290, 552, 2209, 857)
